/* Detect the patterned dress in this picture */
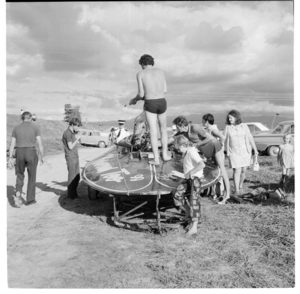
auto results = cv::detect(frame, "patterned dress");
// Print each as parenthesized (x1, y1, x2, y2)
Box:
(278, 144, 294, 168)
(225, 124, 252, 168)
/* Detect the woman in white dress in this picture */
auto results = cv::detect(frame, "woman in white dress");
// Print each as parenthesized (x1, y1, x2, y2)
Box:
(224, 110, 258, 195)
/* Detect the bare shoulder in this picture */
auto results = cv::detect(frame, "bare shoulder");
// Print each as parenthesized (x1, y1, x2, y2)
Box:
(137, 70, 144, 78)
(154, 68, 165, 75)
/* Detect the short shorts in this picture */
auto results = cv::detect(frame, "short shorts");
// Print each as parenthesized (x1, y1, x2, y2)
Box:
(144, 98, 167, 114)
(198, 139, 222, 161)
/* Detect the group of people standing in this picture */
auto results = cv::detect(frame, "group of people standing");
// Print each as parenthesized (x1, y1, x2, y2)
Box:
(8, 53, 293, 226)
(127, 54, 262, 235)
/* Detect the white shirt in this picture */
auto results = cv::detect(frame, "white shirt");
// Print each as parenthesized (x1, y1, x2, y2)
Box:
(183, 147, 204, 179)
(115, 127, 130, 143)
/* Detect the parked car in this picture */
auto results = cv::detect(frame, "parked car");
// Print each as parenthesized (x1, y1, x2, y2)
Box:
(244, 122, 269, 134)
(77, 129, 109, 148)
(253, 120, 294, 156)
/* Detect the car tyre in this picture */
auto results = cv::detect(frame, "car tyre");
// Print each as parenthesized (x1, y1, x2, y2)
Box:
(98, 141, 106, 148)
(267, 146, 279, 157)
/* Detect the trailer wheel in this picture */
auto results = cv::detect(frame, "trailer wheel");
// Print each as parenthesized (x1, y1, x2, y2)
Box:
(88, 186, 100, 200)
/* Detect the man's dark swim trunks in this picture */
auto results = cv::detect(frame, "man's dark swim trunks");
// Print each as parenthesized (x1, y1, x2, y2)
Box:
(144, 98, 167, 114)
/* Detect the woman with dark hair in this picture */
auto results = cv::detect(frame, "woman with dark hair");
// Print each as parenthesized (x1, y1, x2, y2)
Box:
(224, 110, 258, 195)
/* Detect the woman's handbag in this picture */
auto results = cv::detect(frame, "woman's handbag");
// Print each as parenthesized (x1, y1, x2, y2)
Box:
(252, 155, 259, 171)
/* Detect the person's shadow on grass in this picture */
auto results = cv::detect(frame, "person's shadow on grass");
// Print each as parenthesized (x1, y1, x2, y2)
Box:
(36, 181, 66, 196)
(58, 181, 114, 225)
(6, 185, 22, 208)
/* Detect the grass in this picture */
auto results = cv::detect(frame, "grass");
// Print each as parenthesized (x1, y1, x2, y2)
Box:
(140, 156, 295, 288)
(7, 114, 295, 288)
(69, 155, 294, 288)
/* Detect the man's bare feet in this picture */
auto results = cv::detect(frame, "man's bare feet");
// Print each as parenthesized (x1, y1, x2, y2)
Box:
(218, 194, 230, 205)
(186, 222, 197, 236)
(162, 152, 172, 162)
(148, 160, 160, 166)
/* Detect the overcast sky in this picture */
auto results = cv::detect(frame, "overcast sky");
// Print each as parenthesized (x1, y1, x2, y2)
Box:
(6, 1, 294, 122)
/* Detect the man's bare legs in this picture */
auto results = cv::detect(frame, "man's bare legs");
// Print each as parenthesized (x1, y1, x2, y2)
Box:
(145, 110, 171, 165)
(157, 112, 172, 161)
(214, 150, 231, 203)
(145, 111, 160, 165)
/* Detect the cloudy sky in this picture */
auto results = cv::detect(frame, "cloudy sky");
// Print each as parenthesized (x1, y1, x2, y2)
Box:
(6, 1, 294, 122)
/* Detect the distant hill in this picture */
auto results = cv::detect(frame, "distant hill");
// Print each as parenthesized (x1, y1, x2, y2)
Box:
(7, 112, 293, 155)
(6, 114, 107, 155)
(94, 113, 294, 131)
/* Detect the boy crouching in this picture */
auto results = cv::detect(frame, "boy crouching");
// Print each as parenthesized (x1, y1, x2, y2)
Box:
(172, 135, 205, 235)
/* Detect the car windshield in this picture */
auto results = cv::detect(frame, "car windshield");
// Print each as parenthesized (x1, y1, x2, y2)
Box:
(272, 124, 284, 134)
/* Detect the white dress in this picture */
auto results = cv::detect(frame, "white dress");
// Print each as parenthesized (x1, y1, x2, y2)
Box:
(278, 144, 294, 168)
(225, 124, 252, 168)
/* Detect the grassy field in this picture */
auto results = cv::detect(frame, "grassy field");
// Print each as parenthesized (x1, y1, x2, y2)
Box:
(6, 114, 295, 287)
(139, 156, 295, 288)
(70, 155, 294, 288)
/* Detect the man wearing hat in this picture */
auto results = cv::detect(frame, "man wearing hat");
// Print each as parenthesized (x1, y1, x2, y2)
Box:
(115, 120, 130, 143)
(8, 111, 44, 206)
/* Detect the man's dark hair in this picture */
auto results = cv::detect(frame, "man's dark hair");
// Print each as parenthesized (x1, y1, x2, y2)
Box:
(202, 113, 214, 125)
(139, 54, 154, 66)
(69, 117, 81, 126)
(226, 110, 242, 125)
(21, 111, 32, 121)
(173, 116, 189, 127)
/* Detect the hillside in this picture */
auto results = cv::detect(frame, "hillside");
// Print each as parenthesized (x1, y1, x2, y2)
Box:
(94, 113, 293, 131)
(6, 112, 293, 155)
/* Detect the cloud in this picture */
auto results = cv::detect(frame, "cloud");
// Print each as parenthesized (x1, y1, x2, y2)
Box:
(266, 29, 293, 46)
(185, 22, 245, 53)
(6, 1, 294, 122)
(7, 2, 122, 73)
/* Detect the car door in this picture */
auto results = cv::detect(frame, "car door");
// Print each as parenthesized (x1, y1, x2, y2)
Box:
(285, 125, 294, 145)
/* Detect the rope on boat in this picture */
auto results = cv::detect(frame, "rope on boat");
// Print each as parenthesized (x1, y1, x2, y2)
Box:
(116, 151, 131, 196)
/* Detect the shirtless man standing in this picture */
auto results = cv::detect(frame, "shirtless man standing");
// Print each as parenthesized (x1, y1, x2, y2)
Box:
(129, 54, 171, 165)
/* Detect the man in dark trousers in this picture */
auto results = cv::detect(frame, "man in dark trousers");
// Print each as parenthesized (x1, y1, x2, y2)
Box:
(62, 117, 82, 199)
(8, 111, 44, 207)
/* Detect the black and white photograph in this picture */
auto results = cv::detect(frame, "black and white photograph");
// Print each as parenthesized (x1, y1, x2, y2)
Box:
(3, 0, 297, 290)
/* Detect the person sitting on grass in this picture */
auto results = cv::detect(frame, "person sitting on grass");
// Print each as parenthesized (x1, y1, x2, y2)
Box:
(172, 135, 205, 236)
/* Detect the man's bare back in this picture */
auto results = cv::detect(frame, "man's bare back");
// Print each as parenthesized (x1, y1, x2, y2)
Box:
(129, 54, 171, 165)
(137, 67, 167, 100)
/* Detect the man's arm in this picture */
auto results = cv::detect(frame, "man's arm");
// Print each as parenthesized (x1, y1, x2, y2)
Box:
(67, 135, 81, 150)
(36, 136, 44, 163)
(193, 125, 214, 147)
(129, 72, 145, 105)
(211, 129, 225, 145)
(188, 160, 205, 178)
(9, 137, 16, 159)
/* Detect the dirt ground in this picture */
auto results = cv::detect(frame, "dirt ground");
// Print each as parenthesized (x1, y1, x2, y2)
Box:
(6, 148, 296, 289)
(6, 147, 163, 288)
